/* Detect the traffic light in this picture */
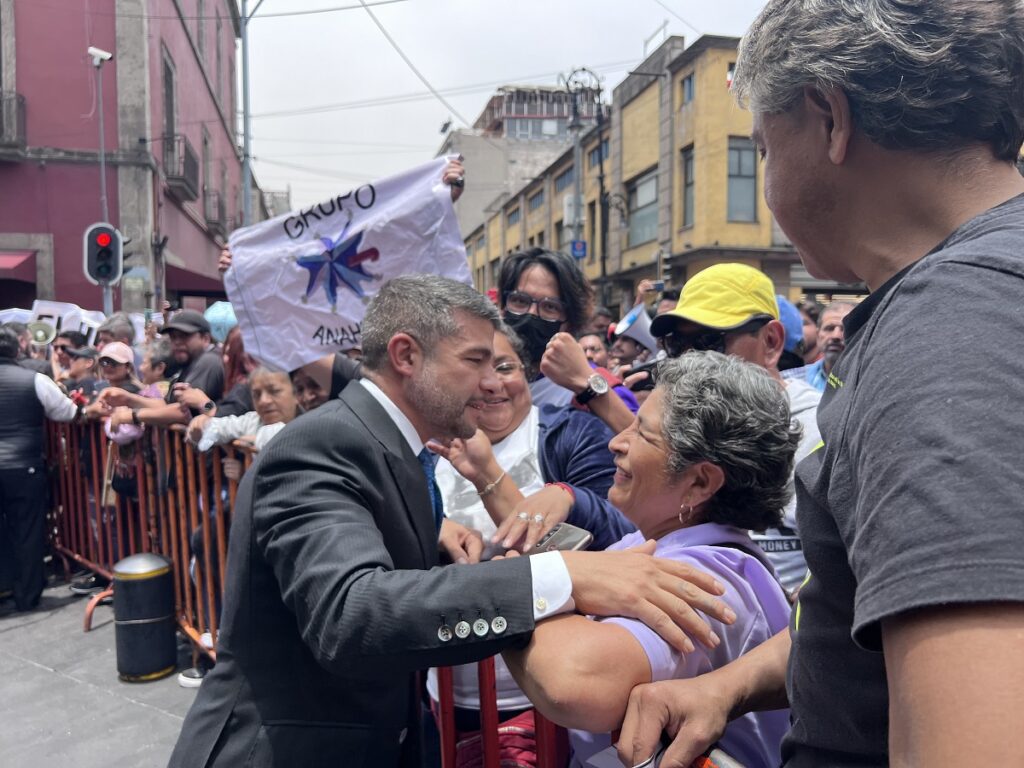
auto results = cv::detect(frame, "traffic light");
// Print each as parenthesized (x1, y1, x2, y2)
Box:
(83, 222, 123, 285)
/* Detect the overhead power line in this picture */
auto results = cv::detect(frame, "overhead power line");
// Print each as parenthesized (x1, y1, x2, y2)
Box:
(648, 0, 702, 36)
(356, 0, 472, 127)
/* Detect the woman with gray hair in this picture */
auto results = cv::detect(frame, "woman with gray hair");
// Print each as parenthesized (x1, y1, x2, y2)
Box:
(500, 352, 800, 767)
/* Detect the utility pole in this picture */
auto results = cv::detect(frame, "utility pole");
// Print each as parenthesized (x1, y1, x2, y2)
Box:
(89, 45, 115, 314)
(241, 0, 266, 227)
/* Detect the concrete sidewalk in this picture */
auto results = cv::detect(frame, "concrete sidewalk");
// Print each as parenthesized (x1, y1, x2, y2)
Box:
(0, 583, 198, 768)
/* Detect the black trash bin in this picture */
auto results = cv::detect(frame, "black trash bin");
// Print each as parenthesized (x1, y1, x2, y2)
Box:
(113, 553, 176, 682)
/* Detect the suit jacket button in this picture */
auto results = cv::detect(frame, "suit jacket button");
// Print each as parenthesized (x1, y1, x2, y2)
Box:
(454, 620, 472, 639)
(472, 618, 489, 637)
(491, 616, 507, 635)
(438, 624, 453, 642)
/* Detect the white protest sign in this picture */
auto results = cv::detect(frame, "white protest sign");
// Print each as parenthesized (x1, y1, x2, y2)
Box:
(0, 308, 33, 324)
(225, 156, 470, 372)
(31, 300, 106, 345)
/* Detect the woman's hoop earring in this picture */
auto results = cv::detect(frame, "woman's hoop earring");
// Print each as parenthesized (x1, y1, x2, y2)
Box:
(678, 503, 693, 525)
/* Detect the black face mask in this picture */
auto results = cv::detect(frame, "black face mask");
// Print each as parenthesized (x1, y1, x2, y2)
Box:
(503, 311, 562, 369)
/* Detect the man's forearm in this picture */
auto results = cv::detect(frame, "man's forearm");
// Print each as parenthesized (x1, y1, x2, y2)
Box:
(721, 627, 791, 716)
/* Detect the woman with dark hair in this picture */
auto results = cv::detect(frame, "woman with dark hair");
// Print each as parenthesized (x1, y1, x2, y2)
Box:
(500, 352, 800, 767)
(498, 248, 638, 412)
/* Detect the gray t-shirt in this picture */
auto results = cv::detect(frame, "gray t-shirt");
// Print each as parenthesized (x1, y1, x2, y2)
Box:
(783, 193, 1024, 766)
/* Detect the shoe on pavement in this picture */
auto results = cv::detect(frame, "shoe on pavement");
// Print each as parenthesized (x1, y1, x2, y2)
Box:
(70, 574, 110, 596)
(177, 666, 207, 688)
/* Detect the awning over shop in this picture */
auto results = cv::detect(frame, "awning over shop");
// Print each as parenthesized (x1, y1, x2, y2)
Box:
(165, 264, 227, 296)
(0, 250, 36, 282)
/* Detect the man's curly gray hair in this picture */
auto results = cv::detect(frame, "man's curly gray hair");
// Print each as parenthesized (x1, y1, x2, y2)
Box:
(733, 0, 1024, 161)
(657, 352, 802, 532)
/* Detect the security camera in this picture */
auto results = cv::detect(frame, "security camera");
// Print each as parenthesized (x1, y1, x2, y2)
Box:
(88, 46, 113, 63)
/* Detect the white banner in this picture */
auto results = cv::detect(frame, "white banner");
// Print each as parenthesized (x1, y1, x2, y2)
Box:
(0, 308, 33, 325)
(225, 156, 470, 372)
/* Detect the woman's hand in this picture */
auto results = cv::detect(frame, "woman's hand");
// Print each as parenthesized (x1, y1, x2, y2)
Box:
(438, 519, 484, 565)
(83, 400, 110, 420)
(218, 247, 233, 274)
(187, 414, 211, 444)
(492, 484, 575, 553)
(97, 386, 131, 408)
(108, 406, 135, 430)
(221, 457, 243, 481)
(427, 430, 496, 487)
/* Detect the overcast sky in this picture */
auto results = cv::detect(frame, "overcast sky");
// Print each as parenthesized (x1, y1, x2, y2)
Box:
(245, 0, 769, 208)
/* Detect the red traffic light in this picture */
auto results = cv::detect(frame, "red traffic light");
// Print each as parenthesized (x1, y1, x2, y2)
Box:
(96, 232, 112, 247)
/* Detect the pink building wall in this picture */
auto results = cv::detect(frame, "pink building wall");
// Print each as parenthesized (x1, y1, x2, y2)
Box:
(0, 0, 241, 312)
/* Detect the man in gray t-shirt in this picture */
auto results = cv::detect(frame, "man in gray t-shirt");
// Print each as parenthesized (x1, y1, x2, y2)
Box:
(615, 3, 1024, 767)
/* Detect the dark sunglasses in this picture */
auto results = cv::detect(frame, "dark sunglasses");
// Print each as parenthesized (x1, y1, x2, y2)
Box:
(53, 344, 71, 352)
(661, 317, 771, 358)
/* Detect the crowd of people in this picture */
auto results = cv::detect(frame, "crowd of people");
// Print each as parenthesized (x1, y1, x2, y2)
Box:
(2, 1, 1023, 766)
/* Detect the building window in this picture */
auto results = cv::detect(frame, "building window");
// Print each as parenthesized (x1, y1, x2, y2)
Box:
(537, 230, 545, 247)
(528, 190, 544, 211)
(507, 207, 521, 226)
(588, 138, 609, 168)
(161, 49, 176, 168)
(727, 137, 758, 222)
(727, 62, 736, 89)
(555, 220, 566, 249)
(554, 166, 574, 193)
(681, 73, 695, 105)
(215, 11, 223, 103)
(627, 170, 658, 248)
(681, 146, 695, 228)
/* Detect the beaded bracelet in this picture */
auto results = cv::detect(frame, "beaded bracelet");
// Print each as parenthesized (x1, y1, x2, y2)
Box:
(478, 470, 506, 497)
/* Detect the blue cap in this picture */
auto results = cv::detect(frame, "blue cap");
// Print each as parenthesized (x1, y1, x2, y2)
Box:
(776, 295, 803, 353)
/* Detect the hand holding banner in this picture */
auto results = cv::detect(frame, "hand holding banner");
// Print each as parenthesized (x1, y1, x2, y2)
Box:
(225, 156, 470, 373)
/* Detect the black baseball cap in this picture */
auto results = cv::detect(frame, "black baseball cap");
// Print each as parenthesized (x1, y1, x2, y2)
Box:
(160, 310, 211, 335)
(67, 346, 99, 360)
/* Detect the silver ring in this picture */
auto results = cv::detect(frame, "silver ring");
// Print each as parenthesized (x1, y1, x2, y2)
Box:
(517, 511, 529, 521)
(533, 514, 545, 524)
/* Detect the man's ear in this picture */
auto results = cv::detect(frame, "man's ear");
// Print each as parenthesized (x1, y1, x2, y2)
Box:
(386, 333, 421, 378)
(803, 85, 853, 165)
(761, 319, 787, 369)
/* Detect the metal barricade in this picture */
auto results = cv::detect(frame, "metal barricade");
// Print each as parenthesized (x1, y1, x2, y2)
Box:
(45, 421, 568, 766)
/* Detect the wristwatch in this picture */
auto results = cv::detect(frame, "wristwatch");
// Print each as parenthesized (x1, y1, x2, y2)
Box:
(201, 400, 216, 413)
(575, 373, 610, 405)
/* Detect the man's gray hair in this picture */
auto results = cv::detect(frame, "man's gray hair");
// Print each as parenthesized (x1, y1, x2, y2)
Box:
(98, 311, 136, 344)
(657, 352, 802, 531)
(733, 0, 1024, 161)
(360, 275, 500, 372)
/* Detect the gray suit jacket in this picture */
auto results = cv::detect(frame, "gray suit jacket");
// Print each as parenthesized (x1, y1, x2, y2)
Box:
(169, 382, 536, 768)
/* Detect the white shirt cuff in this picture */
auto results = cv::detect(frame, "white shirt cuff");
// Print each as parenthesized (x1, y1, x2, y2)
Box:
(528, 551, 575, 620)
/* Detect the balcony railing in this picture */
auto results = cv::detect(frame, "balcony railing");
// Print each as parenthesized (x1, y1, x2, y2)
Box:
(163, 135, 200, 201)
(204, 190, 226, 238)
(0, 92, 27, 158)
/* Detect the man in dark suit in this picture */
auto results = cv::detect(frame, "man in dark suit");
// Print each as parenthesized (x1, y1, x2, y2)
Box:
(169, 275, 731, 768)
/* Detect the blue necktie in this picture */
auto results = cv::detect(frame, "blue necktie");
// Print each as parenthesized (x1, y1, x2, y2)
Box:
(417, 448, 444, 534)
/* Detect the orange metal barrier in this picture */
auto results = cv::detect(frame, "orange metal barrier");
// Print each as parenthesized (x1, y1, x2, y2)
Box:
(45, 419, 569, 767)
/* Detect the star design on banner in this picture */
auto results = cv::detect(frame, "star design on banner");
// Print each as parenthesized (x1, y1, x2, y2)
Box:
(295, 214, 380, 310)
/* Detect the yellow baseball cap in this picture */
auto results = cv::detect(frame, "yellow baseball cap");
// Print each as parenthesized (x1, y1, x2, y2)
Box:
(650, 263, 779, 336)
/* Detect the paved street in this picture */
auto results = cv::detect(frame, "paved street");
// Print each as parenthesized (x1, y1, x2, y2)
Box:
(0, 583, 196, 768)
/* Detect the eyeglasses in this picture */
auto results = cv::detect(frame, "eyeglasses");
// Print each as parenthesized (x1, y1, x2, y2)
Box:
(661, 317, 771, 358)
(503, 291, 567, 323)
(53, 344, 71, 352)
(99, 358, 127, 368)
(493, 361, 525, 379)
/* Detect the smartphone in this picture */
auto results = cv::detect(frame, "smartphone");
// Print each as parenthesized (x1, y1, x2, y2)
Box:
(144, 308, 153, 324)
(528, 522, 593, 554)
(628, 359, 661, 392)
(651, 280, 666, 292)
